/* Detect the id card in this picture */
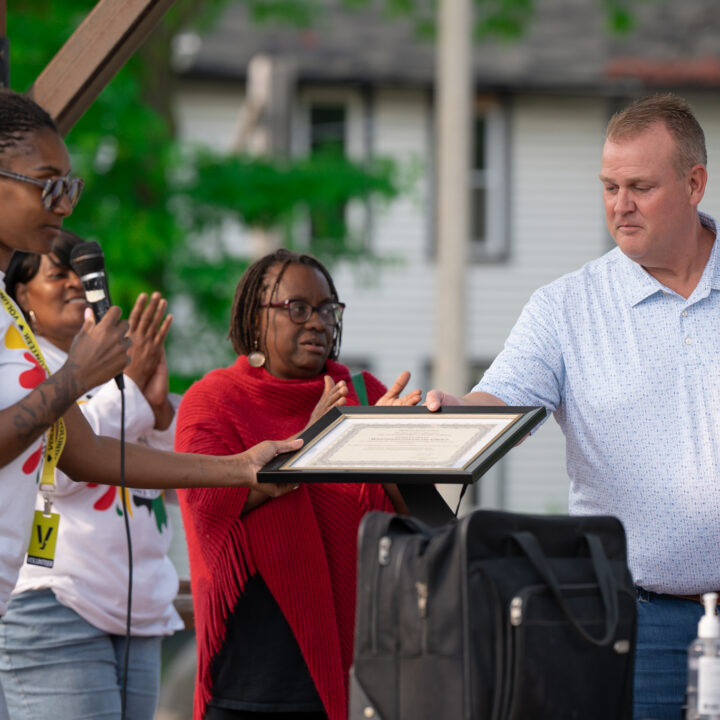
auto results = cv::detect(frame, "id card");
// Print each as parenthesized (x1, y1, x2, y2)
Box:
(26, 511, 60, 568)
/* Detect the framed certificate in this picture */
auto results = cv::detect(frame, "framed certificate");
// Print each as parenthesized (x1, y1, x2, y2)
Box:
(258, 405, 546, 484)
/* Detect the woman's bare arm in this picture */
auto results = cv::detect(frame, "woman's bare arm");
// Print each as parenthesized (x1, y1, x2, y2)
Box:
(0, 308, 129, 467)
(58, 403, 298, 497)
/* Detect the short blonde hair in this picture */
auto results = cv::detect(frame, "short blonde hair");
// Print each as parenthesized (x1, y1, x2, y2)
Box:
(605, 94, 706, 176)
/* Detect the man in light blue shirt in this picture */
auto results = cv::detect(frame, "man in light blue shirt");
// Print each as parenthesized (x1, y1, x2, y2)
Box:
(427, 94, 718, 719)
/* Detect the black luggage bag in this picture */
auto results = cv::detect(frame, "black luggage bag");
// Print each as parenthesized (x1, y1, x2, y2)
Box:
(350, 509, 637, 720)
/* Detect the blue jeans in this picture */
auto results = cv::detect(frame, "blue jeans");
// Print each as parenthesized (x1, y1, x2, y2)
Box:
(0, 676, 8, 720)
(0, 589, 162, 720)
(634, 588, 704, 720)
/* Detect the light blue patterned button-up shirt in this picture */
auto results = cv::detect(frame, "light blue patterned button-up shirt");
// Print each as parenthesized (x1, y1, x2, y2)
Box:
(476, 212, 720, 594)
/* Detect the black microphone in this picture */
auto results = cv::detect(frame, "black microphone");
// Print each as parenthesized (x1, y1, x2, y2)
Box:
(70, 241, 125, 390)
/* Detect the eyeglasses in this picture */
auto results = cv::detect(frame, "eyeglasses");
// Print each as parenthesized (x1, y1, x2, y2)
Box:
(261, 299, 346, 326)
(0, 168, 84, 210)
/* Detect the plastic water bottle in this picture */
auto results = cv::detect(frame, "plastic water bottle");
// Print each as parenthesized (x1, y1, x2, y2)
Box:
(687, 593, 720, 719)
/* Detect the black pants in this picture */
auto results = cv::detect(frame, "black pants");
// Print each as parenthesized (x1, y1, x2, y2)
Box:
(205, 710, 328, 720)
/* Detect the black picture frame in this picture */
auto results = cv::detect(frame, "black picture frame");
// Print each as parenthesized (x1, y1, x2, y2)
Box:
(258, 405, 546, 484)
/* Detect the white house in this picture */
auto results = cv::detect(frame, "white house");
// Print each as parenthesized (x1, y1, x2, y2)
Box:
(168, 0, 720, 516)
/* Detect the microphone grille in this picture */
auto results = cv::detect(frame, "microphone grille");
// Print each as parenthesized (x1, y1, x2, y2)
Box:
(70, 241, 105, 277)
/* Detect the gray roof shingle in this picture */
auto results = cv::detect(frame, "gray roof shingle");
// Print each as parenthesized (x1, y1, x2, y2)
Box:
(179, 0, 720, 93)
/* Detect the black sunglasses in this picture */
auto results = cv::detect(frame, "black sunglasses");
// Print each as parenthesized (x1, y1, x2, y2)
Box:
(0, 168, 84, 210)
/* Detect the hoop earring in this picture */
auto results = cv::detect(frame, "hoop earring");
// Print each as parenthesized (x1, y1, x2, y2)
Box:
(331, 324, 341, 359)
(28, 309, 38, 332)
(248, 339, 266, 368)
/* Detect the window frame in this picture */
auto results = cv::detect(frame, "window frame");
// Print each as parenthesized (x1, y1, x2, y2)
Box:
(469, 95, 511, 263)
(294, 86, 374, 251)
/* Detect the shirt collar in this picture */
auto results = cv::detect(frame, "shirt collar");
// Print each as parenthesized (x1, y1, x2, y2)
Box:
(623, 211, 720, 307)
(703, 212, 720, 292)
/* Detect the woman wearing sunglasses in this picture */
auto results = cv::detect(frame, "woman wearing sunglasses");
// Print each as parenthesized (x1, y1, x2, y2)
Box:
(175, 249, 420, 720)
(0, 90, 299, 720)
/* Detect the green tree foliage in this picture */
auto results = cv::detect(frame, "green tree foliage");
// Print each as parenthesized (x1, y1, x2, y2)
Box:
(8, 1, 401, 385)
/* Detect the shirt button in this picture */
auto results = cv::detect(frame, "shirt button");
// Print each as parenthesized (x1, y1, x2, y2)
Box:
(682, 310, 688, 317)
(685, 337, 693, 345)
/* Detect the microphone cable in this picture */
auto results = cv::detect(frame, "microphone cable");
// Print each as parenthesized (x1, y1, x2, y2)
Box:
(69, 241, 133, 717)
(118, 385, 132, 720)
(120, 380, 133, 720)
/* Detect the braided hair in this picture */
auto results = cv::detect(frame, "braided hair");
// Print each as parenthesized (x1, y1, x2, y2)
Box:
(0, 89, 57, 163)
(229, 248, 343, 360)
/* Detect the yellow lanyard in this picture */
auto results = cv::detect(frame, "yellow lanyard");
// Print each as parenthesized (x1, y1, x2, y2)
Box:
(0, 288, 66, 501)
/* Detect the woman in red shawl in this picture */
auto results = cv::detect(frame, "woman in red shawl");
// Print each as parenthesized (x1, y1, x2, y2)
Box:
(175, 249, 420, 720)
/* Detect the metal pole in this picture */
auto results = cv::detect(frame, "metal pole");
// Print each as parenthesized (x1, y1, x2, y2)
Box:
(433, 0, 473, 514)
(433, 0, 472, 396)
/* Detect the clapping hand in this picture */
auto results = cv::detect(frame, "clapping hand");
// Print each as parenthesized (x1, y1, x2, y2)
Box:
(308, 375, 349, 427)
(125, 292, 174, 429)
(375, 371, 422, 406)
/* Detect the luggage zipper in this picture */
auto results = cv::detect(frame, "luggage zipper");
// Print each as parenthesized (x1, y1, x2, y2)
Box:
(379, 536, 392, 566)
(372, 535, 392, 654)
(416, 580, 429, 653)
(416, 581, 428, 618)
(509, 595, 523, 626)
(505, 586, 541, 720)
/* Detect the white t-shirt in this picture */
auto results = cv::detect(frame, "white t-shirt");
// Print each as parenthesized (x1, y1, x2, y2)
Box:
(0, 272, 52, 616)
(12, 337, 183, 636)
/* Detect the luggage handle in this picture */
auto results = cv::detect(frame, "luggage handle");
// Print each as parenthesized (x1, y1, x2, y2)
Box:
(510, 530, 619, 647)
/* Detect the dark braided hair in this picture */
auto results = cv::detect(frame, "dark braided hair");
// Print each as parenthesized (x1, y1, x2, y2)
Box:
(5, 230, 85, 319)
(0, 89, 58, 163)
(229, 248, 343, 360)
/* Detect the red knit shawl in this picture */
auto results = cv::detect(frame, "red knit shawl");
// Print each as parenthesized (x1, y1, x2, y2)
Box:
(175, 357, 392, 720)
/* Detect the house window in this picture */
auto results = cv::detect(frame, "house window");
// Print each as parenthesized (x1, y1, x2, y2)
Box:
(309, 104, 347, 241)
(310, 105, 346, 154)
(471, 115, 488, 244)
(470, 97, 510, 261)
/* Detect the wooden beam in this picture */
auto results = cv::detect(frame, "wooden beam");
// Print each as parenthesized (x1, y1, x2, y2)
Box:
(28, 0, 175, 136)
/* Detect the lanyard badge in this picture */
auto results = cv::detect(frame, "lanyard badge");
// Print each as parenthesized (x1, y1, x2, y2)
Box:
(27, 508, 60, 567)
(0, 289, 66, 566)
